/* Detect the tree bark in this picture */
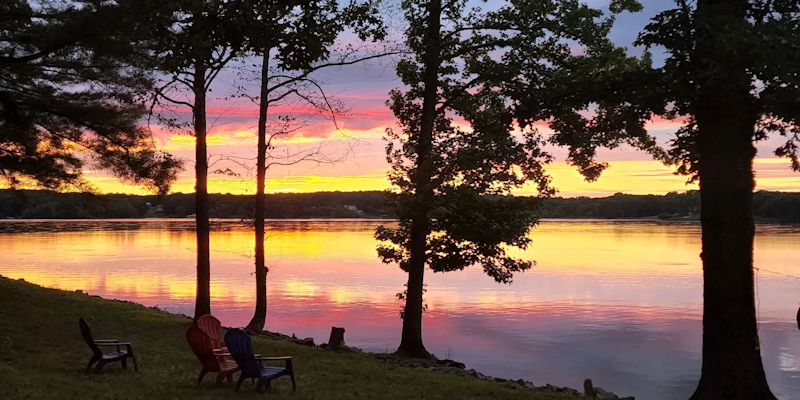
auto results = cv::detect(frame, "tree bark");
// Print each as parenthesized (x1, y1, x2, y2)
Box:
(689, 1, 776, 398)
(396, 0, 441, 359)
(246, 50, 270, 332)
(193, 56, 211, 321)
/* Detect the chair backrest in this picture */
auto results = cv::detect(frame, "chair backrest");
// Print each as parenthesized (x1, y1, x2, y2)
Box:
(224, 329, 260, 378)
(186, 327, 221, 372)
(78, 317, 101, 357)
(197, 315, 225, 349)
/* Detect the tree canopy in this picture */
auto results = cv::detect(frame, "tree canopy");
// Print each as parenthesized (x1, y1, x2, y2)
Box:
(376, 0, 642, 357)
(0, 0, 182, 194)
(503, 0, 800, 398)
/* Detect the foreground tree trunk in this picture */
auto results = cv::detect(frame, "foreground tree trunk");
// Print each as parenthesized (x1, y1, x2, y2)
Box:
(193, 57, 211, 320)
(246, 51, 271, 332)
(396, 0, 440, 359)
(690, 1, 776, 398)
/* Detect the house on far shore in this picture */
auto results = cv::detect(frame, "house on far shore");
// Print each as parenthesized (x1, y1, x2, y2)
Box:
(145, 202, 165, 217)
(344, 204, 363, 214)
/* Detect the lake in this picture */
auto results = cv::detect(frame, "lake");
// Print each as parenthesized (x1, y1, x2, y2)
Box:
(1, 219, 799, 399)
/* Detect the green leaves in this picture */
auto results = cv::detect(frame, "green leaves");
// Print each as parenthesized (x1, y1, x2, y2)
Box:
(572, 0, 800, 181)
(0, 0, 183, 194)
(377, 0, 632, 287)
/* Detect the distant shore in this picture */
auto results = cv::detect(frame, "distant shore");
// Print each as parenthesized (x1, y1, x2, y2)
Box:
(2, 189, 798, 221)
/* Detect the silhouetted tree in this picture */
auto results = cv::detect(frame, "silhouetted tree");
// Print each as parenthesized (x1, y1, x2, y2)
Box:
(376, 0, 634, 358)
(146, 0, 248, 320)
(0, 0, 181, 193)
(510, 0, 800, 397)
(240, 0, 386, 332)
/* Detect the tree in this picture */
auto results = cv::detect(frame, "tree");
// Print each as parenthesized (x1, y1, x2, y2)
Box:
(241, 0, 387, 332)
(376, 0, 632, 358)
(0, 0, 181, 193)
(510, 0, 800, 397)
(145, 0, 250, 320)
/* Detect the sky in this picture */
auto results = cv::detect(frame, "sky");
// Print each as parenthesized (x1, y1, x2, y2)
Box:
(82, 0, 800, 197)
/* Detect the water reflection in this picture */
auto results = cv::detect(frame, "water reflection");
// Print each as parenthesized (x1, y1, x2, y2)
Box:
(1, 219, 799, 399)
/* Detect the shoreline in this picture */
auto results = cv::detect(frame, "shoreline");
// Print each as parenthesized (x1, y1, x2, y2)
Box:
(1, 215, 797, 223)
(2, 275, 635, 399)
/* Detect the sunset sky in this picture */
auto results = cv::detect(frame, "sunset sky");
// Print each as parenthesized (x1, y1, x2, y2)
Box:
(84, 0, 800, 197)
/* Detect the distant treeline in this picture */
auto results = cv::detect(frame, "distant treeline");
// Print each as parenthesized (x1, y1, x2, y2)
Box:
(1, 190, 800, 221)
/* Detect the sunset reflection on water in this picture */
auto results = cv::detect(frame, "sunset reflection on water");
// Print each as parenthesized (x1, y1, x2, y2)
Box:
(2, 219, 800, 400)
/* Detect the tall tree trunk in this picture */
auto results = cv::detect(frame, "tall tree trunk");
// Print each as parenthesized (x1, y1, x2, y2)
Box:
(193, 57, 211, 321)
(246, 50, 270, 332)
(690, 0, 776, 398)
(396, 0, 441, 359)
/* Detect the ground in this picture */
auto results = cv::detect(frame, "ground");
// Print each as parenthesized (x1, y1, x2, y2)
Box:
(0, 276, 578, 399)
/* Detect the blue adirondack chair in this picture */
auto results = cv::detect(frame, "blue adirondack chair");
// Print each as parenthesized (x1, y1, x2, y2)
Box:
(224, 329, 296, 393)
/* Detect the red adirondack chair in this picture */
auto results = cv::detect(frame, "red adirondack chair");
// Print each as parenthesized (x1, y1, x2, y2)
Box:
(197, 315, 227, 353)
(186, 327, 239, 386)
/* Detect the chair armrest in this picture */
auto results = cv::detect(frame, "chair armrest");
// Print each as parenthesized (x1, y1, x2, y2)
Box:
(214, 352, 231, 357)
(255, 356, 292, 361)
(94, 339, 119, 343)
(95, 342, 133, 354)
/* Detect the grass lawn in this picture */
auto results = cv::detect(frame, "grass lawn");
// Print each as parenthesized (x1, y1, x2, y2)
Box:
(0, 276, 578, 399)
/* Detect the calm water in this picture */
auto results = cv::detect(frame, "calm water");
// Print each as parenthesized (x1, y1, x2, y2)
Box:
(2, 219, 800, 399)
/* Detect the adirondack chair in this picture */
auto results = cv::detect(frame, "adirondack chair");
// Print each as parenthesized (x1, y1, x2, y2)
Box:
(197, 315, 227, 353)
(79, 317, 138, 373)
(224, 329, 296, 393)
(186, 327, 239, 386)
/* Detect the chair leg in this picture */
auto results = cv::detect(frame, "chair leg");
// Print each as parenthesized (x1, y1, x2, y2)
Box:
(235, 375, 246, 392)
(290, 371, 296, 391)
(95, 360, 105, 373)
(121, 358, 127, 370)
(226, 373, 233, 383)
(130, 352, 139, 372)
(85, 356, 99, 373)
(215, 373, 225, 388)
(198, 368, 208, 385)
(255, 379, 264, 393)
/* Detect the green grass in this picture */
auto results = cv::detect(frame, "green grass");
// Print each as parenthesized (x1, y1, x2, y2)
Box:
(0, 276, 576, 399)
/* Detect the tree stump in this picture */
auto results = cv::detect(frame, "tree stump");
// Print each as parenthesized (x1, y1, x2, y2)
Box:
(584, 379, 597, 398)
(328, 326, 346, 350)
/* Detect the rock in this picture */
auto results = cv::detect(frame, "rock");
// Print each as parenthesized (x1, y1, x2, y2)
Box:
(595, 387, 620, 400)
(342, 345, 363, 353)
(294, 337, 314, 346)
(523, 381, 536, 389)
(475, 372, 492, 381)
(503, 380, 521, 390)
(494, 377, 507, 383)
(433, 366, 464, 375)
(438, 359, 466, 369)
(74, 289, 84, 294)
